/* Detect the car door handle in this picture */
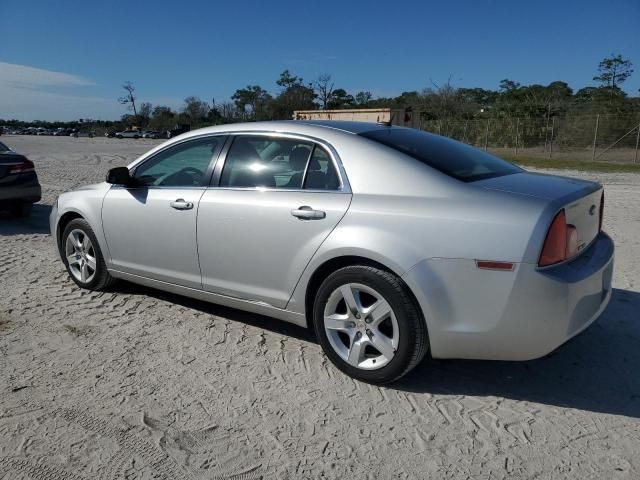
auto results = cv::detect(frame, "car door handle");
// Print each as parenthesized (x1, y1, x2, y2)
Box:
(291, 205, 326, 220)
(170, 199, 194, 210)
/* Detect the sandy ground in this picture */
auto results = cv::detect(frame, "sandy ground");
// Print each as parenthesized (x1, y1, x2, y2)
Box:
(0, 135, 639, 479)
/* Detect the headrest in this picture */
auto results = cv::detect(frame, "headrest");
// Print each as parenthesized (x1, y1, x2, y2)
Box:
(289, 146, 311, 170)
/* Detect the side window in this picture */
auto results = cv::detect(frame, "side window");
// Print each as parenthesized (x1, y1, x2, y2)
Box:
(220, 136, 313, 189)
(304, 145, 340, 191)
(133, 137, 220, 187)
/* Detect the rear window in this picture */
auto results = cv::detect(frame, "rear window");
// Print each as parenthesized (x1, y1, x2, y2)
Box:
(360, 128, 521, 182)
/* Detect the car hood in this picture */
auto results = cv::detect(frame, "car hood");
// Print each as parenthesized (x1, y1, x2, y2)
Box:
(473, 171, 600, 200)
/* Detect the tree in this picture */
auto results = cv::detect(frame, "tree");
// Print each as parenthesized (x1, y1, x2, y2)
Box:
(148, 105, 176, 132)
(593, 54, 633, 89)
(216, 101, 239, 123)
(182, 96, 210, 125)
(118, 81, 138, 116)
(271, 70, 316, 119)
(327, 88, 355, 109)
(231, 85, 272, 120)
(276, 70, 302, 90)
(355, 91, 373, 106)
(138, 102, 152, 127)
(499, 79, 520, 92)
(314, 74, 335, 109)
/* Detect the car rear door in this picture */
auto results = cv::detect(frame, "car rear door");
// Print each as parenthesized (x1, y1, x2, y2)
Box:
(102, 135, 226, 288)
(197, 134, 351, 309)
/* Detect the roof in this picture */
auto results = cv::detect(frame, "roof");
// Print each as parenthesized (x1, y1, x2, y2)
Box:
(171, 120, 401, 142)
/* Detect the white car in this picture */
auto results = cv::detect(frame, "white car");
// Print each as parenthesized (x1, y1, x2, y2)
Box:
(142, 130, 160, 139)
(115, 130, 141, 139)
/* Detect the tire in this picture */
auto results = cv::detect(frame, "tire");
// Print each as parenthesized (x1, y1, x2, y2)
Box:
(61, 218, 115, 291)
(11, 202, 33, 218)
(116, 135, 123, 139)
(313, 265, 428, 384)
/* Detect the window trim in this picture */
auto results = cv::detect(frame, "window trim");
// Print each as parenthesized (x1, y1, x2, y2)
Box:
(210, 131, 350, 194)
(124, 134, 229, 190)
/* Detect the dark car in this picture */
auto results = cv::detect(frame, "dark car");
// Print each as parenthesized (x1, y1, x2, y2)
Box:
(71, 130, 95, 138)
(166, 124, 191, 138)
(0, 141, 42, 217)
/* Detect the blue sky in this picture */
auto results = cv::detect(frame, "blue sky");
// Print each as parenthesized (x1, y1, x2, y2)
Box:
(1, 0, 638, 120)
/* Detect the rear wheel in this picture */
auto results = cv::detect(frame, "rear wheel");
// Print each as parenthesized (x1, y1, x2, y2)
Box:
(313, 265, 428, 384)
(62, 219, 115, 290)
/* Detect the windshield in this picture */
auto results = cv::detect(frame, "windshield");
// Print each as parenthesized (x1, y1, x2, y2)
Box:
(360, 128, 522, 182)
(0, 142, 10, 152)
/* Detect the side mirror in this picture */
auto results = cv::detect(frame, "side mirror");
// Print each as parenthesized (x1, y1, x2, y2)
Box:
(106, 167, 132, 185)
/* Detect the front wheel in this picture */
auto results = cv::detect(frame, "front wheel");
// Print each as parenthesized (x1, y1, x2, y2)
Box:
(61, 218, 115, 290)
(313, 265, 429, 384)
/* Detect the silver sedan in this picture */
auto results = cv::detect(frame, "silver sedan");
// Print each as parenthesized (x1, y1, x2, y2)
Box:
(50, 121, 614, 383)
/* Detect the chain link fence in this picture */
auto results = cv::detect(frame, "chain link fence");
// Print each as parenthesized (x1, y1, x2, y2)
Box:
(421, 114, 640, 163)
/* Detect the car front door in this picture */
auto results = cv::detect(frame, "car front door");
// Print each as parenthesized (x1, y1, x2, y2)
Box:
(102, 135, 225, 288)
(197, 134, 352, 309)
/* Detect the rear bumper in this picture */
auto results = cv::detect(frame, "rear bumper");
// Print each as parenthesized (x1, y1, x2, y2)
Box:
(0, 175, 42, 203)
(403, 232, 614, 361)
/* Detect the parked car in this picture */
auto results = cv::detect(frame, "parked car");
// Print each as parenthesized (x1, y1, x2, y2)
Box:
(115, 130, 141, 139)
(54, 129, 70, 136)
(50, 121, 613, 384)
(71, 131, 95, 138)
(166, 124, 190, 138)
(142, 130, 160, 139)
(0, 141, 42, 217)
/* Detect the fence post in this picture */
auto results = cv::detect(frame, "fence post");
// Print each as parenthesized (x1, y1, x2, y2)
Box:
(549, 117, 555, 159)
(543, 105, 551, 152)
(516, 118, 520, 157)
(484, 119, 489, 151)
(635, 124, 640, 164)
(592, 114, 600, 161)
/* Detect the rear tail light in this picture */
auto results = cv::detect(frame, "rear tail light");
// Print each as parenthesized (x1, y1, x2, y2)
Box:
(9, 159, 35, 174)
(599, 191, 604, 232)
(538, 209, 578, 267)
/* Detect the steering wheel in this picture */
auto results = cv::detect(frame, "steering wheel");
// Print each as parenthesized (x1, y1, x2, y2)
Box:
(157, 166, 206, 186)
(177, 166, 204, 184)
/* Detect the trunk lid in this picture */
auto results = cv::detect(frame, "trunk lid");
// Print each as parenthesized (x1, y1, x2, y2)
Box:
(0, 153, 27, 180)
(475, 171, 603, 255)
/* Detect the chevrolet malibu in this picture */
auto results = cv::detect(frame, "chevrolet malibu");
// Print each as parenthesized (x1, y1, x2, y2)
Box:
(50, 121, 614, 384)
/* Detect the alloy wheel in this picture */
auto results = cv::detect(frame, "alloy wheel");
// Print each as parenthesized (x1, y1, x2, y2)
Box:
(323, 283, 399, 370)
(64, 229, 97, 283)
